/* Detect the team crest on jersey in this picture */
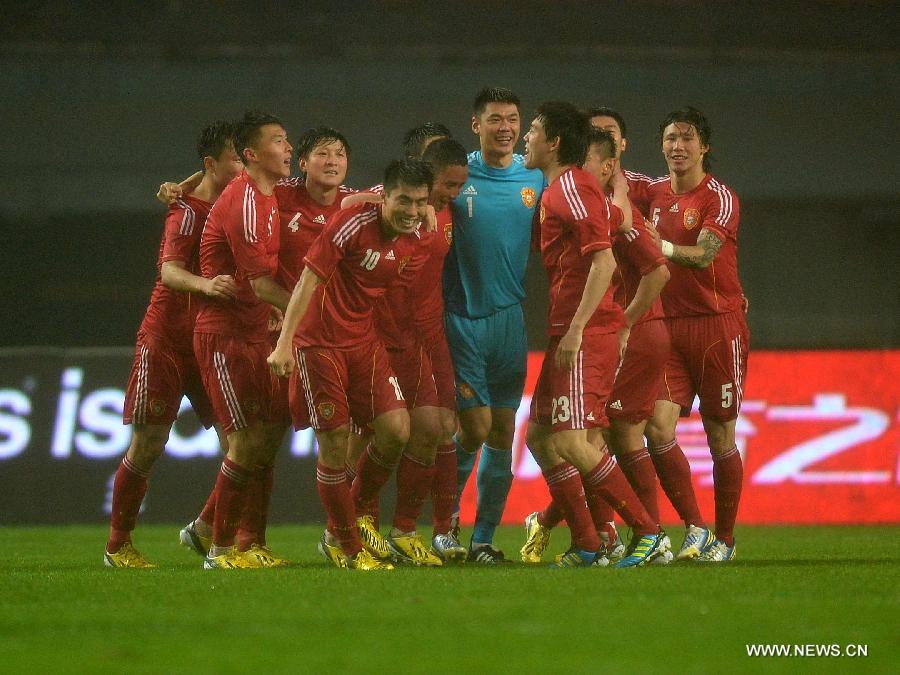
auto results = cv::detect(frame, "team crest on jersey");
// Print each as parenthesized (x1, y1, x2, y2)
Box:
(521, 187, 537, 209)
(149, 399, 166, 417)
(317, 402, 335, 420)
(398, 256, 412, 274)
(458, 382, 475, 400)
(443, 222, 453, 245)
(683, 208, 701, 230)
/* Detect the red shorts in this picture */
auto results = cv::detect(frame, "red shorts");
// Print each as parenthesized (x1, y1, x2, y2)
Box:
(388, 344, 440, 409)
(123, 331, 214, 428)
(530, 332, 619, 433)
(660, 311, 750, 421)
(193, 332, 283, 435)
(296, 340, 407, 432)
(418, 320, 456, 411)
(288, 345, 311, 431)
(607, 319, 670, 424)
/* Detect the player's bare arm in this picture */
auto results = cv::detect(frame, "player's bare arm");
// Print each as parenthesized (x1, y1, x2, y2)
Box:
(267, 266, 323, 376)
(555, 248, 616, 370)
(663, 228, 722, 269)
(160, 260, 237, 300)
(249, 275, 292, 314)
(624, 264, 670, 328)
(156, 171, 203, 206)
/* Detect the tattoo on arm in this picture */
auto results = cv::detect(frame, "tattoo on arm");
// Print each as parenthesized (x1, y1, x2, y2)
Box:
(671, 228, 723, 268)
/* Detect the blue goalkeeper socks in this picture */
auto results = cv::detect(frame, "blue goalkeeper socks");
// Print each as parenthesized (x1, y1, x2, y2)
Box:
(454, 434, 479, 514)
(472, 445, 514, 546)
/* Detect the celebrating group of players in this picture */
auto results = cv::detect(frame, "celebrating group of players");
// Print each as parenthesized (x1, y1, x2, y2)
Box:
(104, 86, 749, 571)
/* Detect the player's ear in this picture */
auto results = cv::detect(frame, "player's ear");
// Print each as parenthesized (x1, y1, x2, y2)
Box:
(620, 138, 628, 154)
(471, 116, 480, 135)
(298, 157, 308, 174)
(202, 155, 215, 174)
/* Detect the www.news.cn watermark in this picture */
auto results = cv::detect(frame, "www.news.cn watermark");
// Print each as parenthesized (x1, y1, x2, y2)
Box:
(746, 644, 868, 658)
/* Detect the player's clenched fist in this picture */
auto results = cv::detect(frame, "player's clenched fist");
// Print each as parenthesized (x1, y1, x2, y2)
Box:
(267, 347, 294, 378)
(203, 274, 237, 300)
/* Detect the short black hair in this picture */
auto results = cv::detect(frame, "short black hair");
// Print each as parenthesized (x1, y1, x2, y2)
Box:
(234, 110, 284, 165)
(659, 106, 713, 171)
(296, 126, 351, 160)
(473, 87, 520, 117)
(587, 128, 617, 161)
(587, 106, 627, 138)
(383, 159, 434, 194)
(420, 137, 468, 175)
(402, 122, 453, 159)
(196, 120, 236, 170)
(535, 101, 591, 167)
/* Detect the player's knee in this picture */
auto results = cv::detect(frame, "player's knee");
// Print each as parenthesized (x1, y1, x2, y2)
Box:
(459, 409, 491, 446)
(317, 427, 350, 467)
(645, 418, 675, 447)
(128, 425, 169, 467)
(703, 417, 735, 455)
(375, 411, 410, 457)
(438, 410, 457, 442)
(486, 415, 516, 449)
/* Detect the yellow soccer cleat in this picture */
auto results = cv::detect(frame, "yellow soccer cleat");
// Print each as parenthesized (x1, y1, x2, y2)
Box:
(242, 544, 291, 568)
(104, 542, 157, 569)
(349, 549, 394, 570)
(203, 546, 256, 569)
(520, 512, 552, 564)
(317, 531, 349, 569)
(388, 532, 443, 567)
(356, 514, 394, 561)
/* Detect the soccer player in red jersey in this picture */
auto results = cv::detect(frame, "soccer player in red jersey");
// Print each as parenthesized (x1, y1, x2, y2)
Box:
(104, 121, 243, 568)
(639, 107, 749, 562)
(268, 159, 435, 571)
(191, 111, 295, 569)
(522, 101, 666, 568)
(519, 128, 675, 565)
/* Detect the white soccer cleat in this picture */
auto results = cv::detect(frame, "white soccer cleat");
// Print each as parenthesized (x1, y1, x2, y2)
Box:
(676, 524, 713, 561)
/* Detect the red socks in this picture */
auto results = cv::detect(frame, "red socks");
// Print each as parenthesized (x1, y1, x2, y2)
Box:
(583, 453, 656, 536)
(712, 446, 743, 546)
(211, 458, 252, 548)
(317, 462, 362, 557)
(393, 453, 436, 533)
(106, 456, 150, 553)
(351, 443, 395, 519)
(237, 464, 275, 551)
(431, 443, 457, 536)
(617, 448, 660, 524)
(538, 500, 565, 529)
(542, 463, 599, 552)
(649, 439, 706, 527)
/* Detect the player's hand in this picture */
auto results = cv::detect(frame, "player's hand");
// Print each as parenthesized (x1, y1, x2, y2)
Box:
(425, 205, 437, 232)
(267, 346, 294, 378)
(203, 275, 237, 300)
(644, 218, 662, 247)
(341, 191, 383, 209)
(609, 160, 629, 195)
(555, 328, 582, 369)
(741, 294, 750, 314)
(268, 307, 284, 333)
(157, 181, 182, 205)
(616, 325, 631, 361)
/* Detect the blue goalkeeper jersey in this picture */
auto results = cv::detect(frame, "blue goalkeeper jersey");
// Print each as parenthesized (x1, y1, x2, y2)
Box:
(443, 151, 544, 319)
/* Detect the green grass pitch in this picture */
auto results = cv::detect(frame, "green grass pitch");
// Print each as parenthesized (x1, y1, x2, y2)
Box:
(1, 525, 897, 673)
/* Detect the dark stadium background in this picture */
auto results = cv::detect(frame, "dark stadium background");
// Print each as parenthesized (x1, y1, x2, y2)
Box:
(0, 1, 897, 524)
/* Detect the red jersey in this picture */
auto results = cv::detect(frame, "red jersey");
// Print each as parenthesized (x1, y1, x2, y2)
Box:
(139, 196, 212, 351)
(610, 208, 666, 325)
(194, 171, 280, 341)
(539, 167, 625, 336)
(624, 170, 668, 219)
(297, 203, 427, 349)
(274, 179, 356, 290)
(410, 206, 453, 334)
(646, 173, 743, 317)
